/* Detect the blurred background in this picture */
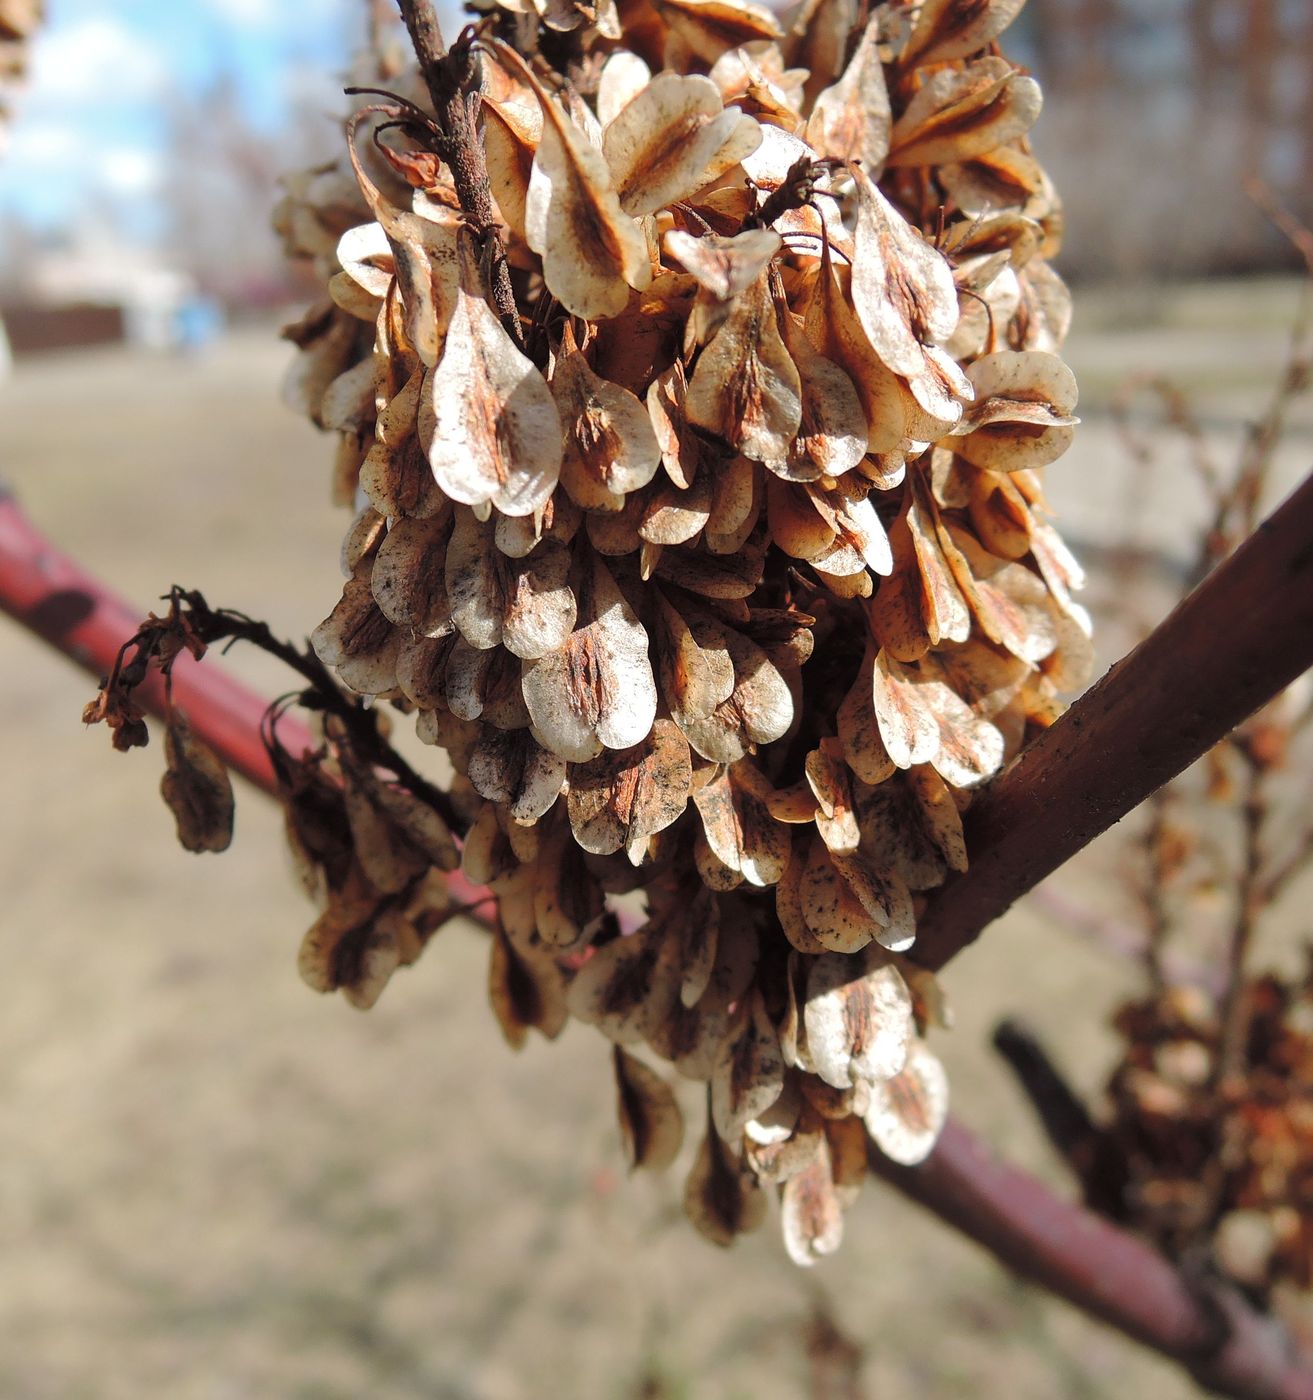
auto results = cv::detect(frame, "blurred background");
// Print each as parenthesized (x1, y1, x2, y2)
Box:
(1, 2, 1311, 1397)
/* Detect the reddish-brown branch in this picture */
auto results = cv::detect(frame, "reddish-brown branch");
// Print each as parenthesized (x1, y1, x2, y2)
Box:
(874, 1119, 1313, 1400)
(0, 487, 491, 907)
(7, 493, 1313, 1394)
(914, 469, 1313, 972)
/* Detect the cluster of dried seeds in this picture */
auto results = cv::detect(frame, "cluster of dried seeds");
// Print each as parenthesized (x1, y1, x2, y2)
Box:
(280, 0, 1091, 1262)
(1107, 972, 1313, 1301)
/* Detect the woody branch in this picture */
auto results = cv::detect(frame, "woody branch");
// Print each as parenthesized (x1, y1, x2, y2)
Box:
(913, 467, 1313, 973)
(5, 483, 1313, 1398)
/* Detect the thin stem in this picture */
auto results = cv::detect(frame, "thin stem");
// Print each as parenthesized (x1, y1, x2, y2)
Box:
(913, 469, 1313, 972)
(395, 0, 524, 346)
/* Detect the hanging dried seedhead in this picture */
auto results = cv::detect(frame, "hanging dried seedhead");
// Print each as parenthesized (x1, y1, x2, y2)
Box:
(261, 0, 1086, 1260)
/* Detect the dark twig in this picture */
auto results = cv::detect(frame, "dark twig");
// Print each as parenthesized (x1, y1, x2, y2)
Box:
(395, 0, 523, 345)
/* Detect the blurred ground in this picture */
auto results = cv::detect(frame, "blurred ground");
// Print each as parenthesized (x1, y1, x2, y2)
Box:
(1, 279, 1310, 1400)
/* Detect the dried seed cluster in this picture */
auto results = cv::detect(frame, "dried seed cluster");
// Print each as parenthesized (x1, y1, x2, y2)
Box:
(281, 0, 1091, 1261)
(1108, 973, 1313, 1301)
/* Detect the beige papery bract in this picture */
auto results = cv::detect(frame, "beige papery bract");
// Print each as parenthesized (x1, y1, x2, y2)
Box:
(284, 0, 1087, 1262)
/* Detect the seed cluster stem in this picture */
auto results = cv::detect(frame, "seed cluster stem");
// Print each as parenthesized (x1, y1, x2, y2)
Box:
(395, 0, 524, 345)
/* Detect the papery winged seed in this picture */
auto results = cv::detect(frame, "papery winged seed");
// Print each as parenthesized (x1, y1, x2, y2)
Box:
(646, 361, 702, 490)
(371, 515, 453, 636)
(850, 166, 959, 377)
(653, 0, 782, 65)
(805, 13, 890, 170)
(160, 714, 234, 854)
(939, 522, 1057, 666)
(955, 350, 1079, 471)
(705, 452, 757, 538)
(864, 1039, 949, 1166)
(692, 762, 790, 888)
(420, 288, 562, 517)
(678, 888, 720, 1008)
(489, 924, 568, 1049)
(711, 991, 787, 1142)
(836, 653, 897, 785)
(597, 50, 653, 128)
(494, 41, 651, 319)
(887, 58, 1042, 170)
(807, 954, 911, 1094)
(312, 564, 400, 698)
(442, 636, 524, 725)
(827, 1115, 868, 1207)
(744, 1073, 801, 1148)
(781, 1134, 844, 1267)
(902, 0, 1027, 67)
(640, 469, 714, 545)
(567, 921, 680, 1041)
(830, 845, 916, 952)
(686, 272, 801, 464)
(337, 221, 393, 300)
(555, 345, 661, 510)
(614, 1047, 685, 1172)
(653, 590, 735, 726)
(445, 510, 576, 658)
(664, 228, 781, 304)
(805, 247, 906, 454)
(467, 727, 566, 823)
(522, 553, 658, 762)
(603, 72, 761, 217)
(1012, 259, 1073, 352)
(677, 614, 793, 763)
(533, 819, 606, 948)
(871, 649, 940, 769)
(899, 652, 1007, 789)
(566, 719, 692, 854)
(320, 354, 379, 436)
(968, 470, 1033, 559)
(783, 330, 869, 485)
(797, 836, 878, 955)
(766, 479, 836, 560)
(684, 1118, 768, 1246)
(855, 769, 962, 891)
(481, 77, 541, 241)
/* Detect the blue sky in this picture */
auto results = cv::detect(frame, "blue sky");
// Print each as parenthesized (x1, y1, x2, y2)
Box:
(0, 0, 366, 234)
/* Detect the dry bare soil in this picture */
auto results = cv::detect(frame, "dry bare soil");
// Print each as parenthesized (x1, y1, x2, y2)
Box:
(1, 280, 1309, 1399)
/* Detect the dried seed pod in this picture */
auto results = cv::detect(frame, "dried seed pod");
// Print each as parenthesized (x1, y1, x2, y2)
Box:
(272, 0, 1085, 1262)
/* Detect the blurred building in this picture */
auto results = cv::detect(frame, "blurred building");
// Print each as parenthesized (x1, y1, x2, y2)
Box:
(1017, 0, 1313, 280)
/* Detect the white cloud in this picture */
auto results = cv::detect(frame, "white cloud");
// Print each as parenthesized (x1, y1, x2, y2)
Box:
(200, 0, 352, 34)
(31, 17, 168, 102)
(98, 147, 164, 197)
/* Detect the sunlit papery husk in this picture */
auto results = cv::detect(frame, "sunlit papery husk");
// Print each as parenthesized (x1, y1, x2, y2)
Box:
(554, 334, 662, 509)
(493, 42, 653, 319)
(886, 57, 1042, 170)
(686, 270, 802, 462)
(804, 950, 914, 1090)
(420, 282, 562, 516)
(900, 0, 1027, 68)
(953, 350, 1080, 471)
(864, 1039, 950, 1165)
(603, 71, 761, 217)
(653, 0, 782, 65)
(685, 1112, 769, 1246)
(804, 13, 889, 170)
